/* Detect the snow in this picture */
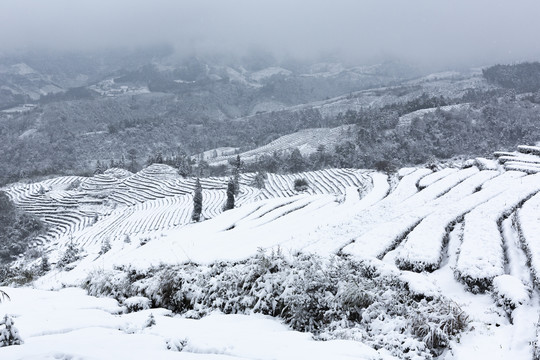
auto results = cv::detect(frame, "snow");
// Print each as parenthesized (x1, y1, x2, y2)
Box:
(345, 167, 477, 259)
(0, 287, 395, 360)
(395, 170, 500, 271)
(417, 167, 458, 189)
(474, 157, 499, 171)
(209, 127, 353, 166)
(397, 103, 471, 128)
(456, 173, 540, 287)
(516, 191, 540, 285)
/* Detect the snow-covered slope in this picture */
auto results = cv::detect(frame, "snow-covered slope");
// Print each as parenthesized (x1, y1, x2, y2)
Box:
(207, 126, 355, 165)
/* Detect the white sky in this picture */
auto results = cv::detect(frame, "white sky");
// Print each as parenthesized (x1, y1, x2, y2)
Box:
(1, 0, 540, 67)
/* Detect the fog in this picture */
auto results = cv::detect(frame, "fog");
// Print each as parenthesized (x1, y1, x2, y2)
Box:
(2, 0, 540, 68)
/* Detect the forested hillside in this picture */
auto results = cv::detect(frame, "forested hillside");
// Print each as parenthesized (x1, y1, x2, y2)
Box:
(1, 53, 540, 186)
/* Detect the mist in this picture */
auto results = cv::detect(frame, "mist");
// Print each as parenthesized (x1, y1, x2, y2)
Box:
(2, 0, 540, 68)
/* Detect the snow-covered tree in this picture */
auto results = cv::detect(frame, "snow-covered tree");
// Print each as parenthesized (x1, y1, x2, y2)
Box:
(223, 179, 235, 211)
(192, 178, 203, 222)
(144, 313, 156, 328)
(0, 314, 23, 347)
(230, 155, 244, 195)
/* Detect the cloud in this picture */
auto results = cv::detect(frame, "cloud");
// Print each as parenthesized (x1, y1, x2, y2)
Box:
(1, 0, 540, 67)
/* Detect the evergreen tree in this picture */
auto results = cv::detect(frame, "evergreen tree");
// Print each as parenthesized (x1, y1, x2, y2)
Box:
(192, 178, 203, 222)
(94, 160, 104, 175)
(155, 151, 163, 164)
(177, 156, 192, 177)
(287, 148, 306, 173)
(230, 155, 244, 195)
(0, 314, 23, 347)
(223, 179, 235, 211)
(119, 155, 126, 169)
(127, 149, 138, 173)
(197, 160, 210, 177)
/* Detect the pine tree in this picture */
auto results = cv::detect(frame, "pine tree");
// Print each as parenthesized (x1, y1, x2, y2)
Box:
(192, 178, 203, 222)
(0, 314, 23, 347)
(155, 151, 163, 164)
(223, 179, 235, 211)
(119, 155, 126, 169)
(230, 155, 243, 195)
(177, 156, 192, 177)
(127, 149, 138, 173)
(94, 160, 104, 175)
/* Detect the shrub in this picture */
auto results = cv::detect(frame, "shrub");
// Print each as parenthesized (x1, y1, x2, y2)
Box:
(57, 241, 81, 270)
(410, 298, 469, 354)
(144, 313, 156, 328)
(65, 179, 81, 191)
(83, 252, 469, 358)
(124, 296, 151, 313)
(251, 172, 267, 189)
(100, 238, 112, 255)
(40, 255, 50, 274)
(293, 178, 309, 192)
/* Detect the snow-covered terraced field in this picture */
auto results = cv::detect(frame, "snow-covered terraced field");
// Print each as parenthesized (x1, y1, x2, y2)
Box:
(207, 126, 354, 165)
(2, 165, 370, 257)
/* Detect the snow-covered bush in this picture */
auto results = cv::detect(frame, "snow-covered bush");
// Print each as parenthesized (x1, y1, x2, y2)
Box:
(124, 296, 151, 313)
(144, 313, 156, 327)
(293, 178, 309, 192)
(99, 238, 111, 255)
(166, 338, 187, 352)
(0, 314, 23, 347)
(84, 252, 469, 358)
(57, 241, 81, 269)
(84, 268, 131, 301)
(40, 255, 50, 274)
(410, 299, 469, 352)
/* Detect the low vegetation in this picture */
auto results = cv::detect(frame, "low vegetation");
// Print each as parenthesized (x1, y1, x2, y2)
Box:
(84, 251, 469, 358)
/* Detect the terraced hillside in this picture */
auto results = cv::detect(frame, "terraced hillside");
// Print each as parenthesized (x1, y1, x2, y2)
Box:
(6, 145, 540, 358)
(207, 126, 355, 165)
(3, 165, 370, 260)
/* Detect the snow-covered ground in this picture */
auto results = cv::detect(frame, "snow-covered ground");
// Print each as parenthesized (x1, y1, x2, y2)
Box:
(0, 287, 395, 360)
